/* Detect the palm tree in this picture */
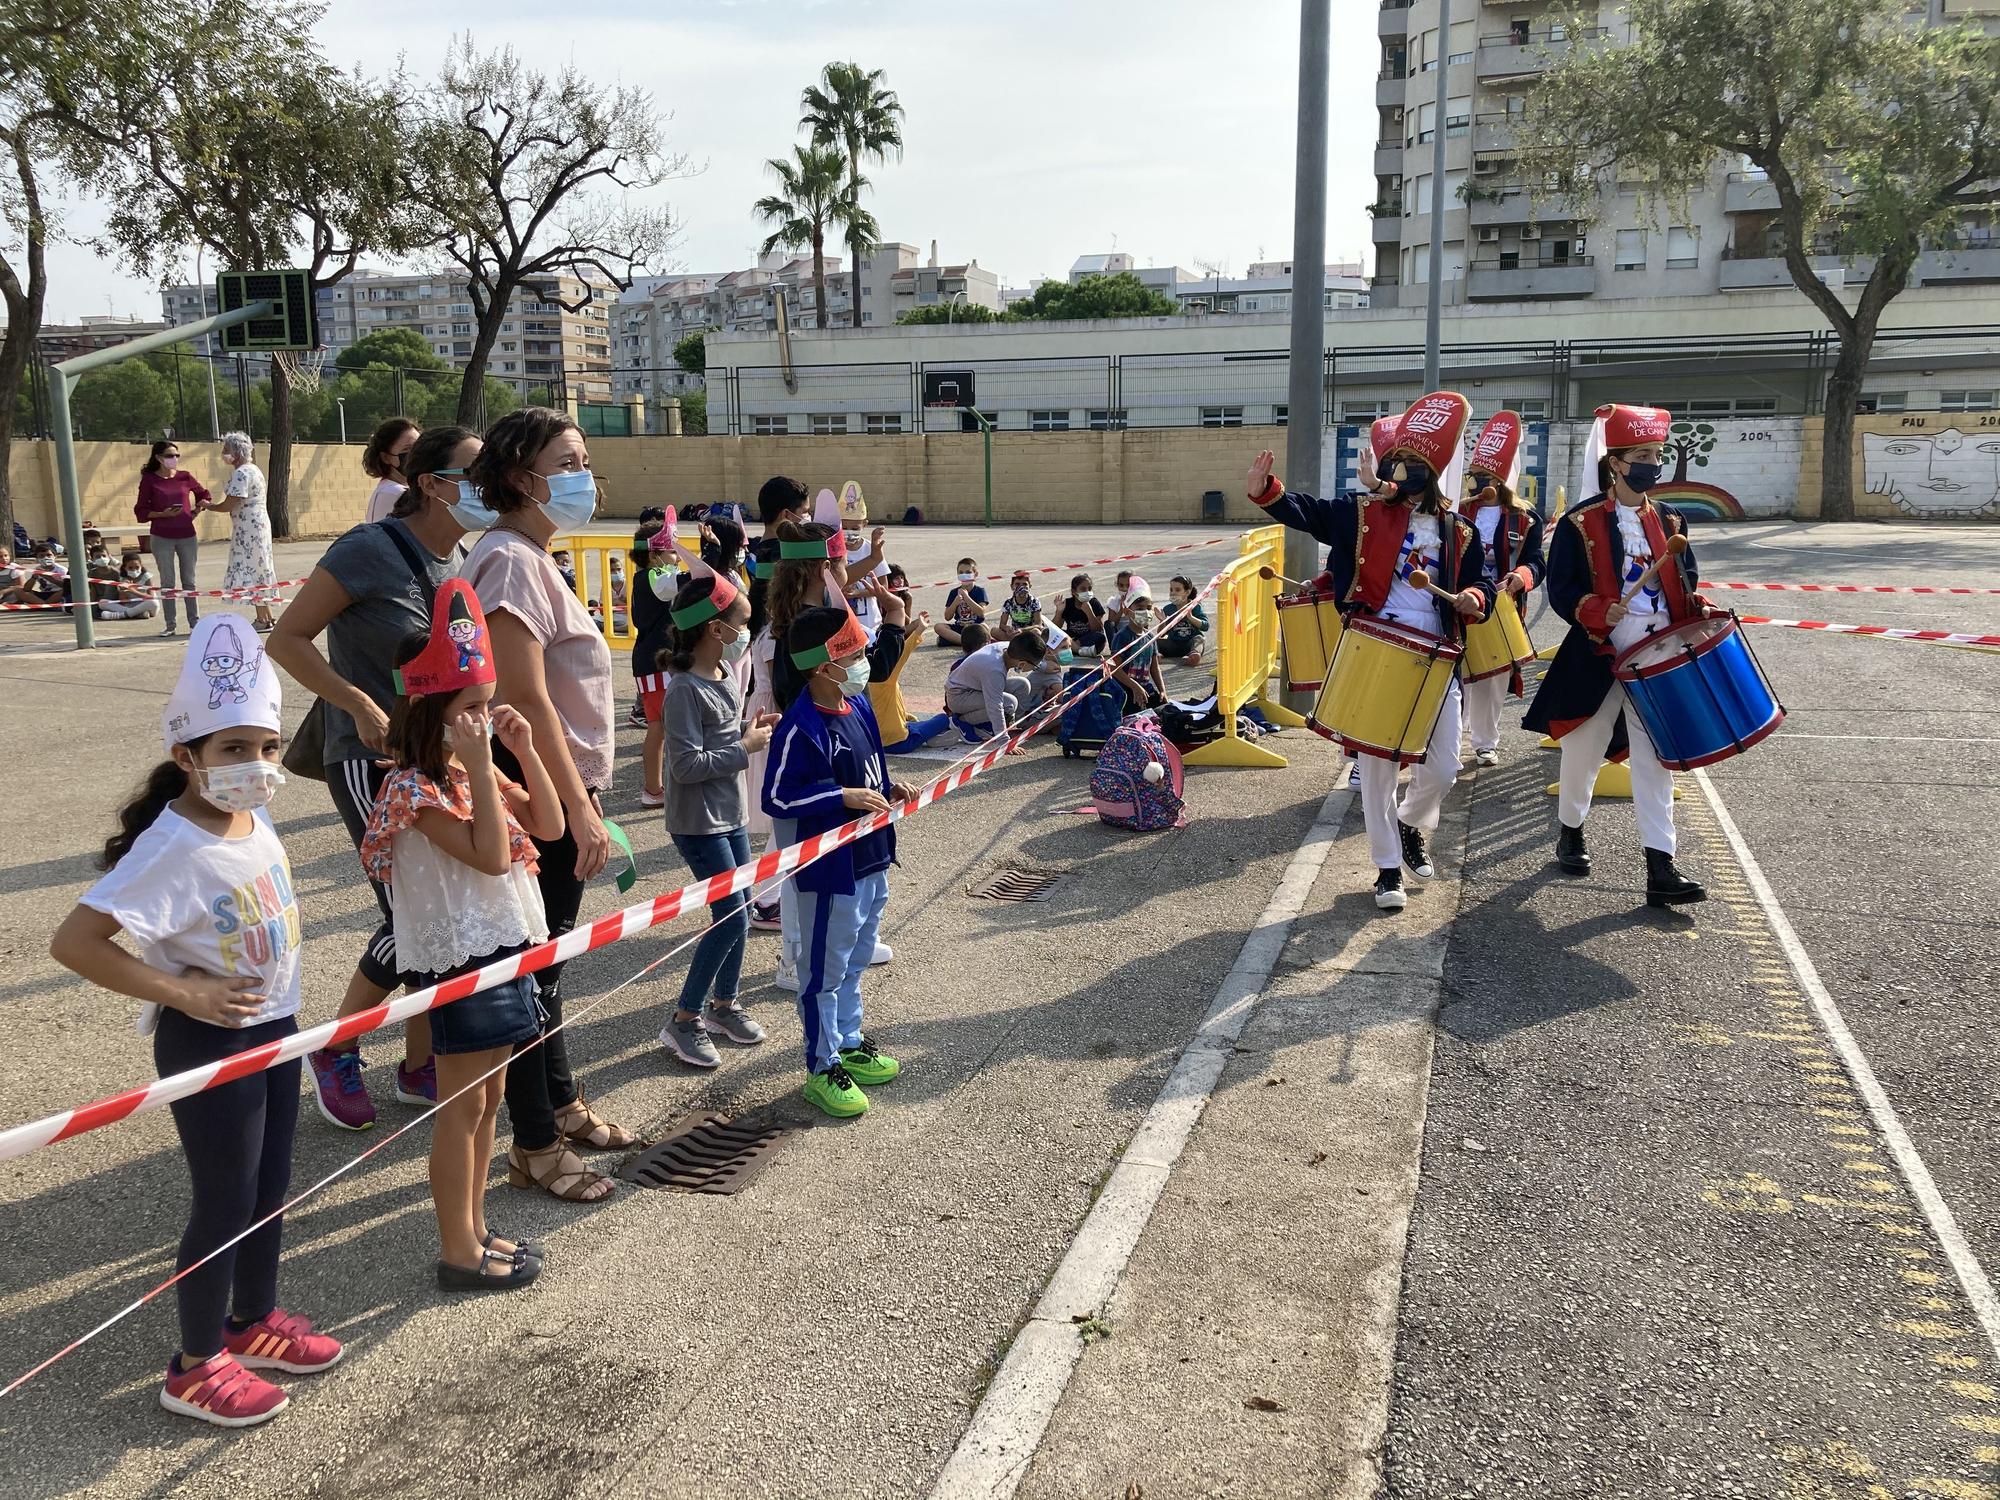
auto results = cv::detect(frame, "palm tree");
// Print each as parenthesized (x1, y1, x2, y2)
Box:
(801, 62, 905, 329)
(754, 144, 877, 329)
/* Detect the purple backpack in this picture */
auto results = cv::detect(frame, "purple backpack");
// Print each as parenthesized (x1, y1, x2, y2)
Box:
(1090, 714, 1187, 831)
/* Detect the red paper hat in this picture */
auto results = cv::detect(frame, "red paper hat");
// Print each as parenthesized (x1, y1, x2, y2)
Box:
(1469, 411, 1523, 484)
(1384, 391, 1471, 476)
(395, 580, 496, 698)
(1598, 402, 1673, 448)
(1368, 416, 1402, 463)
(646, 504, 680, 553)
(788, 603, 870, 669)
(668, 570, 741, 629)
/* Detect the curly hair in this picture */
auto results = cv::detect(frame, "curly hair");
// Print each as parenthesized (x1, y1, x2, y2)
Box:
(361, 417, 419, 480)
(466, 406, 582, 515)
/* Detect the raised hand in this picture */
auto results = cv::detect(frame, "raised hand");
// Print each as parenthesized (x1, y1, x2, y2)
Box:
(490, 703, 533, 756)
(1247, 449, 1276, 499)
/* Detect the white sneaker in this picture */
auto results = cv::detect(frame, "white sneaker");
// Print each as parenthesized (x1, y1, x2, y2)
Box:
(639, 788, 665, 808)
(1474, 748, 1499, 767)
(774, 960, 800, 993)
(870, 941, 893, 966)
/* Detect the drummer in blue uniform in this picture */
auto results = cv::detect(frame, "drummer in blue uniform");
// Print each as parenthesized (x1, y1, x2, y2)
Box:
(1523, 402, 1707, 908)
(1459, 410, 1546, 767)
(1247, 390, 1494, 911)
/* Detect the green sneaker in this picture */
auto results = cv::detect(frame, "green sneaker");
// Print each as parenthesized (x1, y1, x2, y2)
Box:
(803, 1062, 869, 1119)
(838, 1035, 901, 1086)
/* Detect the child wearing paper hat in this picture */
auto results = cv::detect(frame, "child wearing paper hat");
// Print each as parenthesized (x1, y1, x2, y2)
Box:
(51, 616, 340, 1427)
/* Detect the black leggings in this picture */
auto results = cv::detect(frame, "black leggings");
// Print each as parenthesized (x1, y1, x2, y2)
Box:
(155, 1009, 301, 1359)
(493, 744, 586, 1151)
(326, 757, 398, 992)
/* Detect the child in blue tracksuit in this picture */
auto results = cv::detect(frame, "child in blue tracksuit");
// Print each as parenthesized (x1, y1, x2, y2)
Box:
(762, 606, 920, 1118)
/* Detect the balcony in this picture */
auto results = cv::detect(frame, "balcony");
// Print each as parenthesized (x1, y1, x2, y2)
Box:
(1467, 256, 1597, 300)
(1476, 27, 1599, 81)
(1368, 279, 1402, 309)
(1370, 209, 1404, 244)
(1917, 244, 2000, 283)
(1375, 139, 1403, 176)
(1723, 172, 1780, 213)
(1717, 250, 1875, 290)
(1466, 187, 1537, 226)
(1378, 1, 1410, 38)
(1473, 112, 1521, 152)
(1377, 70, 1407, 107)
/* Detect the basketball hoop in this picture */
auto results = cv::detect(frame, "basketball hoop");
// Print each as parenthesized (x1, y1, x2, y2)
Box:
(273, 346, 328, 394)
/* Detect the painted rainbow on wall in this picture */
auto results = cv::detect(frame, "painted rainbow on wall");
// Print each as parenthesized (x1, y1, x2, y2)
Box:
(1650, 481, 1747, 521)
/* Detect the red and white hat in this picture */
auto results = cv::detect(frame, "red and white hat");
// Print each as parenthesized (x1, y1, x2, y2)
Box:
(1469, 411, 1523, 489)
(810, 488, 850, 560)
(1384, 391, 1472, 479)
(1579, 402, 1674, 499)
(1368, 416, 1401, 465)
(395, 580, 495, 699)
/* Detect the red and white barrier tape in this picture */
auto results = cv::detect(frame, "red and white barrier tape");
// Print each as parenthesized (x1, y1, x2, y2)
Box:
(1710, 581, 2000, 596)
(0, 573, 1222, 1166)
(1740, 613, 2000, 649)
(904, 537, 1237, 592)
(0, 579, 305, 611)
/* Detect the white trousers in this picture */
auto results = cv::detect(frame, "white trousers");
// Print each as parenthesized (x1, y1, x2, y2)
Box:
(1358, 677, 1462, 871)
(1555, 612, 1676, 855)
(1463, 672, 1507, 752)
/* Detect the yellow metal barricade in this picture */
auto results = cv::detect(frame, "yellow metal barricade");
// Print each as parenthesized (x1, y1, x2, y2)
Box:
(550, 525, 703, 654)
(1181, 525, 1309, 768)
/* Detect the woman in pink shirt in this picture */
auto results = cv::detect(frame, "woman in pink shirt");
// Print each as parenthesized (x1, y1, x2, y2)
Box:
(133, 439, 211, 635)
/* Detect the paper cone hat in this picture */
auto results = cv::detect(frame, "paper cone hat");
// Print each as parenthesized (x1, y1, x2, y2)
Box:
(1469, 411, 1524, 489)
(1599, 402, 1673, 449)
(807, 488, 849, 560)
(1383, 391, 1472, 477)
(838, 480, 867, 526)
(394, 580, 496, 698)
(1368, 416, 1401, 464)
(162, 614, 283, 751)
(668, 569, 741, 629)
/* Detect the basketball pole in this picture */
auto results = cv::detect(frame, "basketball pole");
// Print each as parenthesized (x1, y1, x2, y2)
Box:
(1284, 0, 1330, 715)
(48, 301, 276, 649)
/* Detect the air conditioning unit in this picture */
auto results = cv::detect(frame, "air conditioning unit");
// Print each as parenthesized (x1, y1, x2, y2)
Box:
(1521, 226, 1542, 240)
(1477, 226, 1502, 244)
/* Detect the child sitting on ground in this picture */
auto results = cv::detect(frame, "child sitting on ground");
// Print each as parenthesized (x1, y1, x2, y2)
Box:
(936, 559, 988, 647)
(946, 627, 1048, 743)
(1104, 569, 1136, 639)
(763, 605, 920, 1118)
(994, 570, 1043, 639)
(1110, 582, 1166, 711)
(97, 550, 161, 620)
(1054, 574, 1106, 656)
(1158, 575, 1210, 666)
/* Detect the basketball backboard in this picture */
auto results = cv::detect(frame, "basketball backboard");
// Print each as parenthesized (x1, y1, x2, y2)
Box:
(215, 269, 319, 352)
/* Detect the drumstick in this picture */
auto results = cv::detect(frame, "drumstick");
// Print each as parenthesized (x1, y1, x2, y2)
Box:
(1404, 569, 1462, 605)
(1619, 533, 1689, 604)
(1258, 565, 1313, 589)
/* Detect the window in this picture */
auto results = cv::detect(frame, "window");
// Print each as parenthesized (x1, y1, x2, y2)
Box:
(1941, 389, 1996, 412)
(1087, 409, 1128, 430)
(1666, 226, 1700, 269)
(1447, 49, 1472, 65)
(1415, 102, 1436, 144)
(865, 413, 903, 434)
(751, 415, 788, 435)
(1684, 396, 1780, 416)
(1413, 173, 1433, 214)
(1614, 229, 1647, 270)
(862, 312, 874, 323)
(1343, 401, 1391, 421)
(809, 413, 848, 435)
(1445, 96, 1471, 135)
(1274, 405, 1290, 426)
(451, 303, 472, 315)
(1516, 399, 1548, 420)
(1030, 410, 1071, 432)
(1201, 406, 1246, 428)
(502, 361, 517, 373)
(1866, 391, 1908, 414)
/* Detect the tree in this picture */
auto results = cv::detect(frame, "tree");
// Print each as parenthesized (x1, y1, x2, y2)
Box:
(1010, 272, 1181, 321)
(800, 61, 905, 331)
(1668, 419, 1717, 483)
(413, 37, 684, 427)
(1518, 0, 2000, 521)
(69, 359, 171, 441)
(676, 387, 707, 435)
(336, 327, 448, 375)
(754, 144, 878, 330)
(672, 330, 707, 376)
(896, 302, 1003, 325)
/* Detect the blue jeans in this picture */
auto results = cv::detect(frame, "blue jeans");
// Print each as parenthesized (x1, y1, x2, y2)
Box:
(798, 871, 891, 1074)
(885, 711, 953, 753)
(670, 827, 751, 1015)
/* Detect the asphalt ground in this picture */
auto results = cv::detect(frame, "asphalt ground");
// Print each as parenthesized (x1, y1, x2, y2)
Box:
(1, 518, 1995, 1498)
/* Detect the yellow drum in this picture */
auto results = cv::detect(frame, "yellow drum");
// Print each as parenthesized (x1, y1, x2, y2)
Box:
(1275, 590, 1344, 693)
(1309, 614, 1462, 764)
(1462, 589, 1534, 682)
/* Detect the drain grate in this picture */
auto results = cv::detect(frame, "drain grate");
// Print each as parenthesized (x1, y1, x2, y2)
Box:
(617, 1112, 789, 1194)
(971, 868, 1062, 902)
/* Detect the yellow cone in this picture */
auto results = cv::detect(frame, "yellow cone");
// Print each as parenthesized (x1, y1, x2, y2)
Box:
(1545, 762, 1682, 800)
(1539, 734, 1560, 749)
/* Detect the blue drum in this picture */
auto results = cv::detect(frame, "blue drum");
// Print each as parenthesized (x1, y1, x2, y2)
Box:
(1614, 612, 1785, 771)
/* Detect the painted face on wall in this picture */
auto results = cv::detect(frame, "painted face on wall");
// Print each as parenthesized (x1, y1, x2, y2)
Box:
(1862, 428, 2000, 517)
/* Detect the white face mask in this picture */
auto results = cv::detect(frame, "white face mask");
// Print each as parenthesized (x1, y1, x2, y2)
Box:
(720, 626, 751, 663)
(957, 572, 977, 584)
(441, 718, 494, 749)
(198, 760, 285, 813)
(840, 660, 871, 695)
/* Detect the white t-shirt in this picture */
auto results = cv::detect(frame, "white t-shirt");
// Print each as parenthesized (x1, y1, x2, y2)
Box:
(1384, 513, 1443, 623)
(1616, 505, 1665, 616)
(81, 806, 303, 1033)
(1472, 506, 1505, 582)
(364, 479, 405, 525)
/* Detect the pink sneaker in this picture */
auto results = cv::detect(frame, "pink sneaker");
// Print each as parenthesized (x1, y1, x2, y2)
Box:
(394, 1056, 437, 1106)
(223, 1308, 345, 1374)
(159, 1351, 288, 1427)
(307, 1047, 376, 1131)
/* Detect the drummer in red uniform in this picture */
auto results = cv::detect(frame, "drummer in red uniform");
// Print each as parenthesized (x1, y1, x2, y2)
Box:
(1459, 411, 1546, 767)
(1523, 402, 1706, 907)
(1247, 391, 1494, 911)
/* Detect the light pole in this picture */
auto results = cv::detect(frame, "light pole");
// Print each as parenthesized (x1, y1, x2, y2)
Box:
(946, 290, 968, 324)
(1424, 0, 1453, 390)
(335, 396, 347, 445)
(195, 244, 220, 440)
(1284, 0, 1331, 713)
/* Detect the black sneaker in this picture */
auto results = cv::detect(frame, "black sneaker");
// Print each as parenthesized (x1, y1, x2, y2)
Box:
(1374, 868, 1407, 911)
(1398, 821, 1434, 878)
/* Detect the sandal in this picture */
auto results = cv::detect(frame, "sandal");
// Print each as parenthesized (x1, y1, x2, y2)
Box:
(554, 1095, 640, 1152)
(436, 1245, 542, 1291)
(506, 1141, 614, 1203)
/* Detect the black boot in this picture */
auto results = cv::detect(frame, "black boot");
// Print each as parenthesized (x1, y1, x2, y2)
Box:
(1644, 847, 1706, 908)
(1556, 822, 1591, 875)
(1398, 820, 1434, 878)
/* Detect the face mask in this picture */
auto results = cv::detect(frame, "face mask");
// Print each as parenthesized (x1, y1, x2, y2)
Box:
(845, 532, 863, 551)
(1393, 464, 1432, 499)
(1129, 609, 1153, 627)
(161, 458, 180, 472)
(1619, 460, 1664, 495)
(957, 572, 976, 584)
(198, 760, 284, 813)
(539, 469, 598, 529)
(1057, 648, 1075, 665)
(442, 718, 494, 748)
(720, 627, 751, 663)
(839, 660, 871, 695)
(449, 480, 500, 531)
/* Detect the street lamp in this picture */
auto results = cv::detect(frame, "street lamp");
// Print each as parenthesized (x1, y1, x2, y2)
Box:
(946, 290, 968, 324)
(335, 396, 347, 445)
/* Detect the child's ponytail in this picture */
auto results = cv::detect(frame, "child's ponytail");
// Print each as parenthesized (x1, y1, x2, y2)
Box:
(102, 741, 207, 868)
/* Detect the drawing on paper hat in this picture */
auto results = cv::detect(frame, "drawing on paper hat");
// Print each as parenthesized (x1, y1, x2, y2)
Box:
(394, 580, 496, 699)
(163, 614, 283, 750)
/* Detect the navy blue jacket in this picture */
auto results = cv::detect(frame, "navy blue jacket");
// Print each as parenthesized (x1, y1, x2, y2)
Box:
(761, 689, 894, 895)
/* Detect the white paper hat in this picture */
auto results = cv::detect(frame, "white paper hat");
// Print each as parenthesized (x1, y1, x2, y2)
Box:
(162, 615, 283, 752)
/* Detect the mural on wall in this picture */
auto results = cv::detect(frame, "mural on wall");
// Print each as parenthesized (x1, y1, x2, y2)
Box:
(1861, 425, 2000, 518)
(1649, 420, 1749, 520)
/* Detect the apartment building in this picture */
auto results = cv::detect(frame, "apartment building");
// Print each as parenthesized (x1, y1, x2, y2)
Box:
(162, 270, 616, 400)
(1059, 252, 1371, 312)
(1370, 0, 2000, 310)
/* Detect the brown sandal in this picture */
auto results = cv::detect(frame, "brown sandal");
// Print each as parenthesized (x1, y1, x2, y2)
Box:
(554, 1095, 639, 1152)
(506, 1141, 614, 1203)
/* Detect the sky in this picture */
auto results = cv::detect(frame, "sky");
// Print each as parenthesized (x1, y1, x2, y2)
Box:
(39, 0, 1382, 323)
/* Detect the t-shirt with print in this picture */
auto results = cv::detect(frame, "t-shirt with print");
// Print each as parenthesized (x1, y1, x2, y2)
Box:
(317, 518, 465, 765)
(81, 806, 303, 1033)
(461, 526, 616, 791)
(1615, 505, 1665, 617)
(819, 701, 891, 879)
(1383, 512, 1443, 626)
(1472, 506, 1505, 583)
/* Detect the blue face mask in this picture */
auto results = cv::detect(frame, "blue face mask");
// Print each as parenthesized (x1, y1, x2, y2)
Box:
(840, 660, 871, 695)
(540, 469, 598, 529)
(1057, 647, 1075, 665)
(1619, 460, 1664, 495)
(1393, 463, 1433, 499)
(449, 480, 500, 531)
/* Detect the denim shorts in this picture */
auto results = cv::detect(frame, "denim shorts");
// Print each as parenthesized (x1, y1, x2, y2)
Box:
(410, 945, 545, 1056)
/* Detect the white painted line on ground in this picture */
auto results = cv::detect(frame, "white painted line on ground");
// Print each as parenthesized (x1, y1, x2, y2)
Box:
(1694, 769, 2000, 1366)
(926, 782, 1354, 1500)
(1776, 733, 2000, 744)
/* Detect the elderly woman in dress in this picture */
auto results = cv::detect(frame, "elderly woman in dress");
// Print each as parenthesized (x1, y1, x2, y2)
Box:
(203, 430, 277, 632)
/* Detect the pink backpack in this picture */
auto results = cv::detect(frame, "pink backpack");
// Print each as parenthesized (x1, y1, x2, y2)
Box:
(1091, 714, 1187, 831)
